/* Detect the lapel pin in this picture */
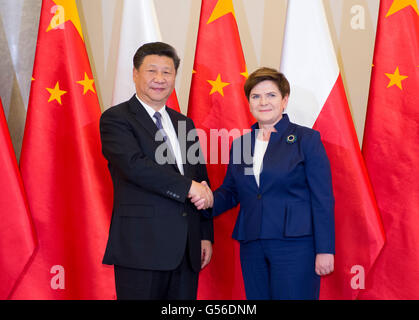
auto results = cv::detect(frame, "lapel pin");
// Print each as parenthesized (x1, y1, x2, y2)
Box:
(286, 134, 297, 144)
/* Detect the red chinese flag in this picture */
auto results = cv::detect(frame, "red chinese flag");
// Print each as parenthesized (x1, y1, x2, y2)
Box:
(188, 0, 254, 299)
(0, 98, 36, 299)
(360, 0, 419, 299)
(13, 0, 115, 299)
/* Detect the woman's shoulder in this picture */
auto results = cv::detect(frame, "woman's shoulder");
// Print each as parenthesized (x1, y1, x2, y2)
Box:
(288, 120, 321, 141)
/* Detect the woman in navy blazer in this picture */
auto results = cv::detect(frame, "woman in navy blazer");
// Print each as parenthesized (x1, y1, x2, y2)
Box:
(194, 68, 335, 299)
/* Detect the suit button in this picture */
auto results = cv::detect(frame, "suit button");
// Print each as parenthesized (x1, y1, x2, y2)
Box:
(182, 212, 188, 217)
(257, 194, 262, 200)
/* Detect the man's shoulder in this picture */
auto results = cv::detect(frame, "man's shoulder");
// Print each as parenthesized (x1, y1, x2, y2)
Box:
(101, 97, 135, 118)
(166, 107, 186, 118)
(166, 107, 194, 124)
(288, 120, 320, 139)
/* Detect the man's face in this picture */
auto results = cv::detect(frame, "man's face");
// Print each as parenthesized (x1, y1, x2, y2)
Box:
(133, 54, 176, 110)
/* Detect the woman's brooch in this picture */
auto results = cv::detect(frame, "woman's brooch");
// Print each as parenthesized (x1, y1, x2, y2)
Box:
(286, 134, 297, 144)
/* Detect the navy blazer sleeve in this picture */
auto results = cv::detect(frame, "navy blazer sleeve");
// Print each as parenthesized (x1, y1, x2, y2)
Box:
(211, 146, 239, 217)
(302, 130, 335, 254)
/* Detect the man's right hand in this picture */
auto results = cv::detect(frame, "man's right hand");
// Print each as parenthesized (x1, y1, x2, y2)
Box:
(188, 180, 213, 210)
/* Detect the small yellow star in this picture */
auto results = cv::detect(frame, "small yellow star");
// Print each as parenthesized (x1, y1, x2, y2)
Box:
(385, 66, 408, 90)
(207, 0, 236, 24)
(240, 66, 249, 79)
(207, 74, 230, 96)
(386, 0, 419, 18)
(76, 72, 96, 95)
(46, 81, 67, 105)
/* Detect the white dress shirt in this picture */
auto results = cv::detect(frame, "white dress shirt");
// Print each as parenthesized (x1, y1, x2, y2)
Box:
(136, 95, 184, 175)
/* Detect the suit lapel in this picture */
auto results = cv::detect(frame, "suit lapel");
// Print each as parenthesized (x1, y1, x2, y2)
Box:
(256, 114, 291, 191)
(166, 107, 181, 140)
(167, 107, 188, 176)
(239, 129, 259, 191)
(128, 95, 159, 139)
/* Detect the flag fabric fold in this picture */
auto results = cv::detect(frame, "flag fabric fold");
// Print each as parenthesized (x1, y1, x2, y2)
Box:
(188, 0, 254, 300)
(112, 0, 180, 111)
(280, 0, 385, 299)
(360, 0, 419, 299)
(0, 98, 36, 299)
(14, 0, 115, 299)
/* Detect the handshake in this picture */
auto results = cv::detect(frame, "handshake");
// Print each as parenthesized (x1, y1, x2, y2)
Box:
(188, 180, 213, 210)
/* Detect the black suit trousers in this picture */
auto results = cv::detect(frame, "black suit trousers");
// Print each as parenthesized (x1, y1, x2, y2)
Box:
(114, 242, 198, 300)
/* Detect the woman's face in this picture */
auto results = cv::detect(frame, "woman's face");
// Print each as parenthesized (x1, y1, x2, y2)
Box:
(248, 80, 288, 127)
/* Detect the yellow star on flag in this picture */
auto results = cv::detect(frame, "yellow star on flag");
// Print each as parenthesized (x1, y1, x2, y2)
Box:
(47, 0, 84, 41)
(208, 74, 230, 96)
(386, 0, 419, 18)
(385, 66, 408, 90)
(77, 72, 96, 95)
(207, 0, 236, 24)
(46, 81, 67, 105)
(240, 66, 249, 79)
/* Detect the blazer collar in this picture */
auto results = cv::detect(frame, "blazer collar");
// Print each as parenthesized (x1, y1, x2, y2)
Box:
(251, 113, 290, 135)
(250, 114, 291, 157)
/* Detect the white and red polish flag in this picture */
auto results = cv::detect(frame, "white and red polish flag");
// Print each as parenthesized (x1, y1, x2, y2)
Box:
(280, 0, 385, 299)
(112, 0, 180, 111)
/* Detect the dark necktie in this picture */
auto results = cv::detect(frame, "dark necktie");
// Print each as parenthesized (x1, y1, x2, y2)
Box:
(153, 111, 168, 142)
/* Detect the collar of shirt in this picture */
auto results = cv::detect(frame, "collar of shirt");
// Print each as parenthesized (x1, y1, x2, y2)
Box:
(135, 95, 168, 123)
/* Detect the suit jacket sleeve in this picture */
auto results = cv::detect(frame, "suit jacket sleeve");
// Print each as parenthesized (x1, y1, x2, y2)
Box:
(303, 130, 335, 254)
(100, 108, 192, 203)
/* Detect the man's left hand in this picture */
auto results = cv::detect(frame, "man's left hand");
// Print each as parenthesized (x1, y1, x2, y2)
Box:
(201, 240, 213, 269)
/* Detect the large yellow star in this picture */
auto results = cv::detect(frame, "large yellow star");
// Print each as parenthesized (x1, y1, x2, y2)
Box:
(76, 72, 96, 95)
(208, 74, 230, 96)
(46, 82, 67, 105)
(385, 66, 408, 90)
(386, 0, 419, 18)
(46, 0, 84, 41)
(207, 0, 236, 24)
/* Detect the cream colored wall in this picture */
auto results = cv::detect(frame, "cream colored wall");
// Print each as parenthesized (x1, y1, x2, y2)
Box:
(1, 0, 395, 160)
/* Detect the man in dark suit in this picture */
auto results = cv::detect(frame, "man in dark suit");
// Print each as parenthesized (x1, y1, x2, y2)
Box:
(100, 42, 214, 300)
